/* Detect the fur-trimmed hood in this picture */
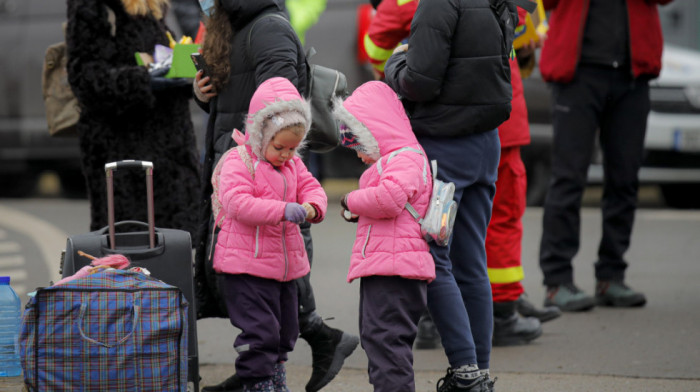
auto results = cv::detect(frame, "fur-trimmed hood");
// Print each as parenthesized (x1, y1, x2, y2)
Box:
(232, 77, 311, 161)
(332, 81, 417, 161)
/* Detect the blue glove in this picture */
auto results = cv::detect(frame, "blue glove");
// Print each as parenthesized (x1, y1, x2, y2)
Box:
(284, 203, 307, 224)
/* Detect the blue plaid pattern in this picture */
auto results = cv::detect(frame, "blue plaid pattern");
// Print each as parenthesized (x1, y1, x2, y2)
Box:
(20, 270, 188, 391)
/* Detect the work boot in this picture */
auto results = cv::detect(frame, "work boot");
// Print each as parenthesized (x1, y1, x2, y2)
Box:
(595, 281, 647, 307)
(516, 292, 562, 322)
(301, 323, 359, 392)
(492, 301, 542, 346)
(436, 366, 490, 392)
(414, 311, 442, 349)
(272, 362, 290, 392)
(545, 283, 596, 312)
(201, 373, 243, 392)
(242, 378, 274, 392)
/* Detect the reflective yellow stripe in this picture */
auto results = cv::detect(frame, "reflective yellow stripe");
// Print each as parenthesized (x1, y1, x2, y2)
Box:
(397, 0, 413, 5)
(363, 34, 394, 63)
(487, 266, 524, 284)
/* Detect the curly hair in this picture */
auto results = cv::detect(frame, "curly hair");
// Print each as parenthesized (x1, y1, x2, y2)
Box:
(201, 0, 232, 91)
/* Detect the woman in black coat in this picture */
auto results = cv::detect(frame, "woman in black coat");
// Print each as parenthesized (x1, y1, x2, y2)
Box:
(66, 0, 201, 238)
(193, 1, 358, 391)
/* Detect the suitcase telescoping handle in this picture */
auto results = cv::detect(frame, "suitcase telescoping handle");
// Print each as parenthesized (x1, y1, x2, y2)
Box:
(104, 160, 155, 249)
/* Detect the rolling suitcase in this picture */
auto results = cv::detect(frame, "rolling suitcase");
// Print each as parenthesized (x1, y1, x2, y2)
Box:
(60, 160, 199, 391)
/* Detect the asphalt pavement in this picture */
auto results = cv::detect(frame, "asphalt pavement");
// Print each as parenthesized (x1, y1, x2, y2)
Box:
(1, 185, 700, 391)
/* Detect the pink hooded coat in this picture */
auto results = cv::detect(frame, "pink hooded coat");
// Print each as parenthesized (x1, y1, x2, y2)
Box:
(213, 77, 327, 282)
(333, 81, 435, 283)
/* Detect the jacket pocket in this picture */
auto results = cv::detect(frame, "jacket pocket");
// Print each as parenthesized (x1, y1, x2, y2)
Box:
(361, 225, 372, 259)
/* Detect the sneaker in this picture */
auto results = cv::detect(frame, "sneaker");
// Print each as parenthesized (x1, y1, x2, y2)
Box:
(415, 311, 442, 349)
(595, 281, 647, 307)
(516, 292, 562, 322)
(303, 323, 360, 392)
(436, 369, 490, 392)
(544, 283, 596, 312)
(202, 373, 243, 392)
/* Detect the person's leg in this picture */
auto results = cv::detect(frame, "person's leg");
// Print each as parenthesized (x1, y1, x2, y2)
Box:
(222, 274, 281, 388)
(539, 67, 607, 311)
(297, 222, 359, 392)
(597, 72, 649, 282)
(360, 276, 426, 392)
(447, 129, 500, 370)
(594, 71, 649, 307)
(419, 131, 498, 390)
(273, 281, 298, 392)
(487, 147, 544, 346)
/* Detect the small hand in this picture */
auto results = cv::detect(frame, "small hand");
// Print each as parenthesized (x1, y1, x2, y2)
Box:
(393, 43, 408, 55)
(339, 195, 359, 222)
(284, 203, 307, 224)
(301, 202, 316, 220)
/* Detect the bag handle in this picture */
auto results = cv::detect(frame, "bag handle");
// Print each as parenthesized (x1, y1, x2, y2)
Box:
(105, 160, 155, 249)
(77, 291, 141, 348)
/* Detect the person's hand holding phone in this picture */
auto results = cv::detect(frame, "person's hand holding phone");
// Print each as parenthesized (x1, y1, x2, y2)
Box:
(191, 52, 217, 102)
(194, 70, 217, 102)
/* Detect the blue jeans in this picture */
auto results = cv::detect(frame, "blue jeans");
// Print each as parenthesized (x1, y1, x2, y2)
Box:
(419, 129, 500, 370)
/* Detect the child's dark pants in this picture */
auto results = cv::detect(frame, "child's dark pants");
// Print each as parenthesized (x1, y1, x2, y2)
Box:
(223, 274, 299, 385)
(360, 275, 427, 392)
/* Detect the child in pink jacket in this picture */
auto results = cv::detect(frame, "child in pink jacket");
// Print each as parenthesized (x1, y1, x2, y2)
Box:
(333, 81, 435, 392)
(213, 77, 327, 392)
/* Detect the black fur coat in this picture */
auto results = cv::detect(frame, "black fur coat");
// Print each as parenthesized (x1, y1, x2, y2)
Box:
(66, 0, 201, 239)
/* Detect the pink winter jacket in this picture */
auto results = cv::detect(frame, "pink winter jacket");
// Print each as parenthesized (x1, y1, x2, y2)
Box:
(333, 81, 435, 283)
(213, 77, 327, 282)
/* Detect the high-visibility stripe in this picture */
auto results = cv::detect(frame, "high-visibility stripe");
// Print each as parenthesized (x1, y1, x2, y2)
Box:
(487, 266, 524, 284)
(363, 34, 395, 64)
(397, 0, 413, 5)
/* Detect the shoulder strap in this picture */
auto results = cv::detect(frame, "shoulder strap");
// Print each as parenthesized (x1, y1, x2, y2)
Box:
(374, 146, 431, 222)
(236, 145, 255, 179)
(246, 13, 290, 61)
(510, 0, 537, 13)
(376, 146, 428, 185)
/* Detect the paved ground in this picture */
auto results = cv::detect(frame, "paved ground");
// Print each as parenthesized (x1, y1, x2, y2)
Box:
(2, 184, 700, 391)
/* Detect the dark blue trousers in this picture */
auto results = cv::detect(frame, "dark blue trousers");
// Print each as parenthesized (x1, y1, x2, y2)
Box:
(540, 65, 650, 286)
(222, 274, 299, 384)
(418, 130, 500, 370)
(360, 276, 427, 392)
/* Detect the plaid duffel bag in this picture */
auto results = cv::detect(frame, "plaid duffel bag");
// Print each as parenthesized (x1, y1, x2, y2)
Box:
(20, 269, 188, 392)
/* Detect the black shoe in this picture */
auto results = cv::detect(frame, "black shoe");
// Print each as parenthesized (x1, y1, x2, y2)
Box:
(415, 311, 441, 349)
(201, 373, 243, 392)
(595, 281, 647, 307)
(303, 323, 359, 392)
(545, 283, 596, 312)
(436, 369, 490, 392)
(516, 292, 562, 322)
(492, 301, 542, 346)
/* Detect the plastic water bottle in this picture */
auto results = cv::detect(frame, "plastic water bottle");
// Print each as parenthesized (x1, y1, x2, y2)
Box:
(0, 276, 22, 377)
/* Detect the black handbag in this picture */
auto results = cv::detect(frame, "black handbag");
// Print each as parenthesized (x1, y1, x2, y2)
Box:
(247, 14, 347, 153)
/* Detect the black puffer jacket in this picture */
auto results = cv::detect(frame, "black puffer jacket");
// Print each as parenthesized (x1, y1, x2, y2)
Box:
(385, 0, 512, 137)
(194, 0, 308, 318)
(66, 0, 201, 238)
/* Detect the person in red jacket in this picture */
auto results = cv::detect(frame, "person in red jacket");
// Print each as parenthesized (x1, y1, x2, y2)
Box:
(364, 0, 561, 348)
(537, 0, 673, 312)
(488, 5, 563, 346)
(363, 0, 418, 80)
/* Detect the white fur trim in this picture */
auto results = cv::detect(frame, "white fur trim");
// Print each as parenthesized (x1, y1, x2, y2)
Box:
(245, 98, 312, 160)
(331, 97, 380, 160)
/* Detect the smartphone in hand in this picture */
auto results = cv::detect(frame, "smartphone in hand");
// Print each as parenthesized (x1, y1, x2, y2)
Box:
(190, 52, 211, 77)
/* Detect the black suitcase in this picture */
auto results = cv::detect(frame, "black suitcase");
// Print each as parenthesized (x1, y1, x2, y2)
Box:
(60, 160, 199, 392)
